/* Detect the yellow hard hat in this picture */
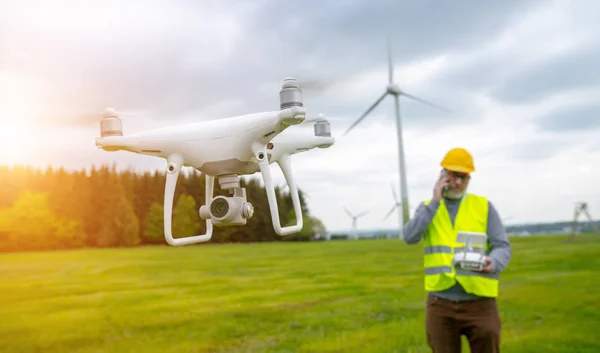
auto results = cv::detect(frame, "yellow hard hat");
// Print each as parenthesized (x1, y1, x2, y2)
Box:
(440, 147, 475, 173)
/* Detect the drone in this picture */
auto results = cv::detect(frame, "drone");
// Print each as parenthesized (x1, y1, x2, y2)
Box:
(94, 77, 335, 246)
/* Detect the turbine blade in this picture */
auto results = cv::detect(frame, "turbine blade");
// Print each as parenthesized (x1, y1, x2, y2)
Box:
(344, 207, 353, 217)
(357, 210, 369, 217)
(391, 182, 398, 203)
(388, 36, 393, 84)
(344, 91, 388, 136)
(383, 205, 397, 220)
(401, 91, 451, 113)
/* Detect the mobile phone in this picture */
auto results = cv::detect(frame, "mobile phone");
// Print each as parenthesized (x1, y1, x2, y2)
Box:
(440, 169, 449, 193)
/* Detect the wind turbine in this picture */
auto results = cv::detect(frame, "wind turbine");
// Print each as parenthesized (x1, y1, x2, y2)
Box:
(344, 37, 450, 229)
(344, 207, 368, 240)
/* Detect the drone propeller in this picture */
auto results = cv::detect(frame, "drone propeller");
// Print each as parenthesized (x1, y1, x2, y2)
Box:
(276, 76, 333, 98)
(298, 113, 345, 129)
(302, 113, 328, 124)
(296, 79, 329, 92)
(45, 107, 140, 127)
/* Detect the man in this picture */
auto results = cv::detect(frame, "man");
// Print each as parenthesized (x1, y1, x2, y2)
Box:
(402, 147, 511, 353)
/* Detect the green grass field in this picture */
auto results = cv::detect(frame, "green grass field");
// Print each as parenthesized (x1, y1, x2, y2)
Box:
(1, 234, 599, 353)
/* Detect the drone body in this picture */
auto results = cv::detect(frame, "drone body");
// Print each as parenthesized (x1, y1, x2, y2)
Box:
(97, 107, 306, 176)
(94, 78, 335, 246)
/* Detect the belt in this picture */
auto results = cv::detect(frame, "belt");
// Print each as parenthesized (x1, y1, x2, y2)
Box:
(428, 293, 494, 304)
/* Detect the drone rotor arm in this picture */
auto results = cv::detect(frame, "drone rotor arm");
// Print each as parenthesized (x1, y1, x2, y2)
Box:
(163, 153, 213, 246)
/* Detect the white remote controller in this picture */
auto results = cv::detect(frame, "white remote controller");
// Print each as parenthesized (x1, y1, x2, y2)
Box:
(452, 251, 488, 271)
(453, 231, 489, 271)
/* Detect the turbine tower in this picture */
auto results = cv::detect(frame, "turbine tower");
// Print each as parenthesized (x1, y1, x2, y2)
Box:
(344, 207, 368, 240)
(344, 36, 449, 229)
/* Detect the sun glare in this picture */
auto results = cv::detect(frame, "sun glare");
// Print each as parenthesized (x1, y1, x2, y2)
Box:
(0, 71, 35, 165)
(0, 119, 30, 164)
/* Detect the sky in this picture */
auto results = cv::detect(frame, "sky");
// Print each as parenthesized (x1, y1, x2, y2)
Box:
(1, 0, 599, 233)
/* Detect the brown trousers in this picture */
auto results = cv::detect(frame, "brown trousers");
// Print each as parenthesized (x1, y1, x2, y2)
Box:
(425, 293, 501, 353)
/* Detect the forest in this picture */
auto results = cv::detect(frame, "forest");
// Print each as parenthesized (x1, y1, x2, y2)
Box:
(0, 164, 327, 252)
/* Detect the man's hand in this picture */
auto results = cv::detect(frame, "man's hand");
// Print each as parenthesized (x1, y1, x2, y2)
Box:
(433, 173, 449, 201)
(474, 257, 493, 273)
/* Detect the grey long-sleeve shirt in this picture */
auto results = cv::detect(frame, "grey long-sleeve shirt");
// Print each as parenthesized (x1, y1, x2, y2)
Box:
(403, 195, 511, 301)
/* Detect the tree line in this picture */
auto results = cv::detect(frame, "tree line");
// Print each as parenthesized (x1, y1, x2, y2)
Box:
(0, 164, 327, 252)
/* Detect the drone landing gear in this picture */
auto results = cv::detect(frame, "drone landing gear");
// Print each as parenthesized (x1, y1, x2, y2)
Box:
(162, 144, 305, 246)
(164, 153, 214, 246)
(255, 147, 303, 235)
(163, 154, 257, 246)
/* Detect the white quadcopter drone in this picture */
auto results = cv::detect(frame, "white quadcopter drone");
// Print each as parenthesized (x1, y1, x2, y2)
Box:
(94, 77, 335, 246)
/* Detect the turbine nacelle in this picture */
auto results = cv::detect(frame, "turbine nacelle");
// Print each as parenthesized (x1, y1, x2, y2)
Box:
(386, 84, 402, 95)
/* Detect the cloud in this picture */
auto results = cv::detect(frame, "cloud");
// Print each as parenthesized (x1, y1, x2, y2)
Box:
(1, 0, 600, 232)
(490, 45, 600, 105)
(0, 0, 538, 125)
(433, 0, 600, 95)
(536, 104, 600, 132)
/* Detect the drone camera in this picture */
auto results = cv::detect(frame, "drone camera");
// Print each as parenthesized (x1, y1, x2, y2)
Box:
(280, 77, 303, 110)
(199, 187, 254, 227)
(100, 114, 123, 137)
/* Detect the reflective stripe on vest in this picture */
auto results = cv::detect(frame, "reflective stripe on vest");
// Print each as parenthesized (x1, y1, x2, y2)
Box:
(423, 193, 499, 297)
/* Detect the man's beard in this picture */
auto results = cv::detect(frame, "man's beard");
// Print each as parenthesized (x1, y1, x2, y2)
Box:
(444, 187, 467, 200)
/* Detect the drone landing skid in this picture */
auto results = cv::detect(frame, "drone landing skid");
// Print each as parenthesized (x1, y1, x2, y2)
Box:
(162, 150, 303, 246)
(164, 154, 214, 246)
(258, 152, 303, 235)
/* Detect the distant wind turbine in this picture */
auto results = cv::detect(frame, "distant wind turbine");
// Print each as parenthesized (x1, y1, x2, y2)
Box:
(344, 207, 368, 240)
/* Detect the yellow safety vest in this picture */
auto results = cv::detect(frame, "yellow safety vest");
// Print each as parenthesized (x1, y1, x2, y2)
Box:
(423, 193, 499, 297)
